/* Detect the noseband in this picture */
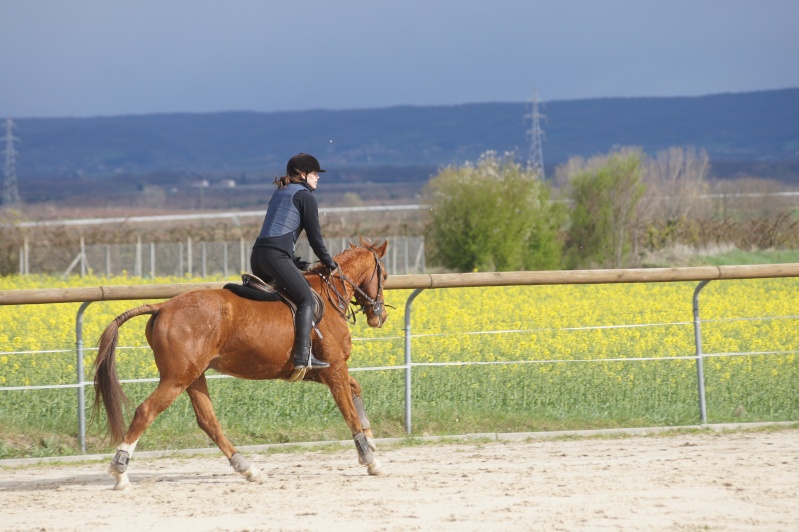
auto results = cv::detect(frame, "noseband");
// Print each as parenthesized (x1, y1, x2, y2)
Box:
(314, 249, 388, 324)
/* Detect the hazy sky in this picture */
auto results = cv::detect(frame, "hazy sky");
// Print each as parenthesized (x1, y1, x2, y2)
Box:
(2, 0, 798, 118)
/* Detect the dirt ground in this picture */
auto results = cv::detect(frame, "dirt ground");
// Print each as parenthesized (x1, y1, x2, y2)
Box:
(1, 428, 797, 531)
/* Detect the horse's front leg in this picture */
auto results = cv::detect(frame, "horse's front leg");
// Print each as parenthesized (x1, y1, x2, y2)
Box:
(348, 374, 376, 452)
(321, 364, 383, 476)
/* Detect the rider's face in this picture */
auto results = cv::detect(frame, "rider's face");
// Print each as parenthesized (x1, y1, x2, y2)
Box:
(305, 171, 320, 190)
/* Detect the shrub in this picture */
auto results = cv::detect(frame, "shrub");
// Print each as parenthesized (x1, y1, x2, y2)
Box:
(423, 152, 563, 272)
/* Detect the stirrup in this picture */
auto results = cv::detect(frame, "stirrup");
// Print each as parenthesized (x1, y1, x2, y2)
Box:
(287, 353, 329, 383)
(288, 366, 306, 383)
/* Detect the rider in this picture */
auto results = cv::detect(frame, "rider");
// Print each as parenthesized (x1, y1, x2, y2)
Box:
(251, 153, 338, 375)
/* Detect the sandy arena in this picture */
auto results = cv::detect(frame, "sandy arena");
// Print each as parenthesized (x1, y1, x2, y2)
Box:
(1, 427, 797, 531)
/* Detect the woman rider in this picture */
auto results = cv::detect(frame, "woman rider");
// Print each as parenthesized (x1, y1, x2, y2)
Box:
(251, 153, 338, 378)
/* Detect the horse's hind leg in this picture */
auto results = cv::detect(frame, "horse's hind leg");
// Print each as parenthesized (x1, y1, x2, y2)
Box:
(349, 375, 376, 452)
(108, 381, 183, 490)
(185, 375, 264, 483)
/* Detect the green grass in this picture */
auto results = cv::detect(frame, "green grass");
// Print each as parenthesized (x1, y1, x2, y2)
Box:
(692, 248, 799, 266)
(2, 356, 796, 459)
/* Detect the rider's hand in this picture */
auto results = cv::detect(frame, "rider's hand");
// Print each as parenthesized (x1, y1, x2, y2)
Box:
(324, 260, 338, 272)
(293, 257, 311, 271)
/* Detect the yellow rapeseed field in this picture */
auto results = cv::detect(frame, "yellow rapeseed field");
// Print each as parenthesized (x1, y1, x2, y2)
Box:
(1, 273, 797, 437)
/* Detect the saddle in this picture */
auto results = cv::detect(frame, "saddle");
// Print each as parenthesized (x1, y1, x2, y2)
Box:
(223, 273, 325, 325)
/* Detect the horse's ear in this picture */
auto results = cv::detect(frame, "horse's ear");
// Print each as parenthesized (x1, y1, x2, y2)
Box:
(348, 241, 357, 250)
(358, 235, 372, 248)
(375, 240, 388, 257)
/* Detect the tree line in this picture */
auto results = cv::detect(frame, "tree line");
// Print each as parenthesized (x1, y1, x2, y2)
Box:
(1, 145, 797, 276)
(424, 148, 799, 271)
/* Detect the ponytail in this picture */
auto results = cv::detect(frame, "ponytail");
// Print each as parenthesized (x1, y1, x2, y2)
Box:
(273, 173, 306, 188)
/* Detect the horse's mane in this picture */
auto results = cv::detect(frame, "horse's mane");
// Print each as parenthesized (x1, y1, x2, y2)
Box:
(307, 242, 374, 275)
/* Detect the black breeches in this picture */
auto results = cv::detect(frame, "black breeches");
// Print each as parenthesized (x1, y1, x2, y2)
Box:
(250, 247, 314, 310)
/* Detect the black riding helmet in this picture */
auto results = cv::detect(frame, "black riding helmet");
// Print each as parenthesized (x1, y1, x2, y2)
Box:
(287, 153, 325, 177)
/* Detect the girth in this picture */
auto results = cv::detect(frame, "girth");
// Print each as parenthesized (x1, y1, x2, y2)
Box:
(223, 273, 325, 325)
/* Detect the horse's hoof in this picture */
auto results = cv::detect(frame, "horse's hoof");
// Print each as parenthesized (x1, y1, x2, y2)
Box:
(244, 467, 266, 484)
(367, 459, 384, 476)
(108, 467, 132, 490)
(113, 480, 132, 491)
(108, 463, 131, 491)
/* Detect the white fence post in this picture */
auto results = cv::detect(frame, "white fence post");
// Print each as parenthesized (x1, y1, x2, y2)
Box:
(201, 242, 207, 278)
(135, 237, 142, 277)
(187, 237, 193, 276)
(79, 237, 87, 277)
(240, 238, 246, 274)
(150, 242, 156, 278)
(223, 242, 229, 278)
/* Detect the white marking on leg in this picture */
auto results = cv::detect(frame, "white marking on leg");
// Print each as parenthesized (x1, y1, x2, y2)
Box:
(117, 438, 139, 457)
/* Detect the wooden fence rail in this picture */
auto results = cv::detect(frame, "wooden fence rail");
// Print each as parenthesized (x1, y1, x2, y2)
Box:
(2, 263, 799, 305)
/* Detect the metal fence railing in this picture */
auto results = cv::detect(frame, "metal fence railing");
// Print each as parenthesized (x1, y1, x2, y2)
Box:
(1, 264, 798, 452)
(17, 236, 425, 278)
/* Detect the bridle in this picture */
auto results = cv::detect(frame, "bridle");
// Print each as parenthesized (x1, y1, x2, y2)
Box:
(313, 248, 389, 325)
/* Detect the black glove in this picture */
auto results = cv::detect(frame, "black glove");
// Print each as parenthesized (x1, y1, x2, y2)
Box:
(324, 260, 338, 271)
(293, 256, 311, 271)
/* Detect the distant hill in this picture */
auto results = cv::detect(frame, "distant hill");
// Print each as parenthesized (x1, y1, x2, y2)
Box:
(11, 88, 799, 179)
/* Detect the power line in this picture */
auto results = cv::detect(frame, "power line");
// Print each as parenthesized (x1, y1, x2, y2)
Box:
(2, 118, 20, 208)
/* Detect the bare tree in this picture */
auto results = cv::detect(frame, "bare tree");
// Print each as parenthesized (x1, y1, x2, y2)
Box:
(646, 147, 710, 221)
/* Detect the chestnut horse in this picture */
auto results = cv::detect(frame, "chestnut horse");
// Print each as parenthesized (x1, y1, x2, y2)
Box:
(93, 239, 389, 490)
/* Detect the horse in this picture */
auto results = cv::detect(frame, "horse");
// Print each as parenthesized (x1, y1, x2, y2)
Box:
(93, 238, 389, 490)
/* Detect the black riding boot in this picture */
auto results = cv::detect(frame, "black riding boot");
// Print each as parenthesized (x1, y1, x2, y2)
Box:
(288, 306, 328, 382)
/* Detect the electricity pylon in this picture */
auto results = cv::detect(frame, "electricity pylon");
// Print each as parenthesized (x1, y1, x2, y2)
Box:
(524, 92, 546, 178)
(2, 118, 20, 207)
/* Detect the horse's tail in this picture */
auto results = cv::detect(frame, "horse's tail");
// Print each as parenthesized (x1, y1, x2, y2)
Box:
(92, 303, 161, 444)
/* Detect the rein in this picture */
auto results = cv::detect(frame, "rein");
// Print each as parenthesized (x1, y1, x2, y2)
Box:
(313, 249, 388, 325)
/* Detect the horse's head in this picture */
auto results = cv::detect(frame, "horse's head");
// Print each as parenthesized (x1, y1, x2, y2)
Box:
(347, 237, 389, 328)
